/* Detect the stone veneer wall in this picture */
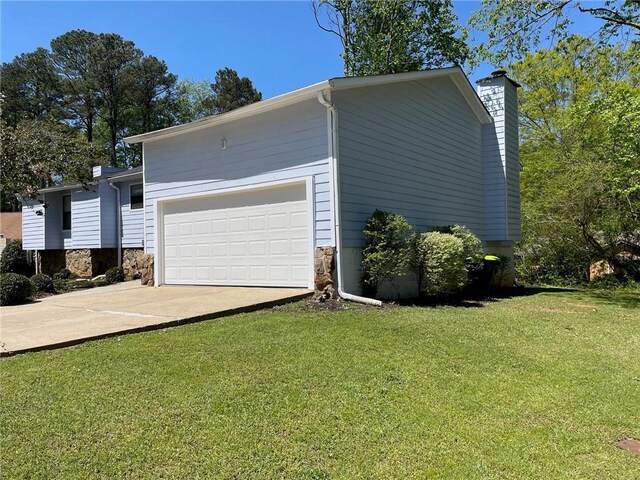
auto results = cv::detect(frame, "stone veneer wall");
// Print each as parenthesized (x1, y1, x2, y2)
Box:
(314, 246, 336, 297)
(122, 248, 145, 278)
(65, 249, 93, 278)
(64, 249, 117, 278)
(139, 254, 154, 286)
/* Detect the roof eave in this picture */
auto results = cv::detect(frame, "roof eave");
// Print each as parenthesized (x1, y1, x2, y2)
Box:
(124, 80, 331, 145)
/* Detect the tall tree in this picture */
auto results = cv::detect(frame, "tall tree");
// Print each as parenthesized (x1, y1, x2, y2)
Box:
(0, 48, 59, 126)
(207, 67, 262, 114)
(469, 0, 640, 66)
(50, 30, 100, 142)
(130, 56, 177, 135)
(87, 33, 143, 166)
(313, 0, 468, 76)
(174, 79, 217, 123)
(513, 36, 640, 282)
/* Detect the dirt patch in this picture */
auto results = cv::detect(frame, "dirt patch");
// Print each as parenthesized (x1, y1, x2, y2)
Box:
(616, 437, 640, 457)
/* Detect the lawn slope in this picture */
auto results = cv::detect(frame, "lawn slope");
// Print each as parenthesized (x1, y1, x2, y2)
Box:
(1, 289, 639, 479)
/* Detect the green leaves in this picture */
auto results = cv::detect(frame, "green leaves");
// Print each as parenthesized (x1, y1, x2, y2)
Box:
(361, 210, 413, 295)
(314, 0, 468, 76)
(514, 36, 640, 282)
(469, 0, 640, 66)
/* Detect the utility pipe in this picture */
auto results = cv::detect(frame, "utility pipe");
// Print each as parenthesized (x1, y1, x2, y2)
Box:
(107, 181, 122, 267)
(317, 90, 382, 307)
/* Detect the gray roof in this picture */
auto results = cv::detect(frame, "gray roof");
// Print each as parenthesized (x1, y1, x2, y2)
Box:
(38, 166, 143, 194)
(106, 166, 143, 181)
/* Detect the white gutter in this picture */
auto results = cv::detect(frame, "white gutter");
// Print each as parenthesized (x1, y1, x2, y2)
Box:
(107, 181, 122, 267)
(316, 90, 382, 307)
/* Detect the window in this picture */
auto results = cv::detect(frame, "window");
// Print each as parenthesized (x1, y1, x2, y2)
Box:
(62, 194, 71, 231)
(130, 184, 144, 210)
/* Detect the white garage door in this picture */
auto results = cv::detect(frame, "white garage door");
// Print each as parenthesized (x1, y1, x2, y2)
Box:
(162, 183, 310, 287)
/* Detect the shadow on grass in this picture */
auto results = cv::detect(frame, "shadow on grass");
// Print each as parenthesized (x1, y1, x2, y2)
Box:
(393, 286, 578, 309)
(568, 289, 640, 309)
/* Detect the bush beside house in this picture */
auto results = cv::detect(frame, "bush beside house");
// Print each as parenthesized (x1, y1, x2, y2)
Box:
(361, 210, 505, 300)
(0, 273, 34, 306)
(0, 240, 34, 277)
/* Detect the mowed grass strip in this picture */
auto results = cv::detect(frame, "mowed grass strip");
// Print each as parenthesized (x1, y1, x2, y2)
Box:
(1, 289, 639, 479)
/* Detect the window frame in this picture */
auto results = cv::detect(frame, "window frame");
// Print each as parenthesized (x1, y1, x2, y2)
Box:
(62, 194, 72, 231)
(130, 183, 144, 210)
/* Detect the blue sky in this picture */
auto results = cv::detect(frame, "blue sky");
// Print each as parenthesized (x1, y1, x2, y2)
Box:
(1, 1, 600, 99)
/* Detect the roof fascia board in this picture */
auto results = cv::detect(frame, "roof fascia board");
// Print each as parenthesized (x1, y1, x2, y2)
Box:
(125, 80, 331, 144)
(328, 66, 460, 90)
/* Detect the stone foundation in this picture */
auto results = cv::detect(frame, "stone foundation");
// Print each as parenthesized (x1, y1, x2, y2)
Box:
(65, 249, 93, 278)
(122, 248, 145, 278)
(139, 253, 154, 286)
(314, 246, 336, 298)
(64, 249, 118, 278)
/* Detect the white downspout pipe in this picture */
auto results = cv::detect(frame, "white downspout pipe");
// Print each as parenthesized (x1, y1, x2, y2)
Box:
(317, 90, 382, 307)
(107, 181, 122, 267)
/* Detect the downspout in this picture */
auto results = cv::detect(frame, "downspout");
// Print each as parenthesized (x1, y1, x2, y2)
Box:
(317, 90, 382, 307)
(107, 181, 122, 267)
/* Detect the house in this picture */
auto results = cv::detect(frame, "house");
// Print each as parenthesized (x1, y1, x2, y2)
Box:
(21, 166, 145, 277)
(0, 212, 22, 255)
(122, 66, 521, 299)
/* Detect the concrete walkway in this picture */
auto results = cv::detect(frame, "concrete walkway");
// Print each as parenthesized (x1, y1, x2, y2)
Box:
(0, 282, 311, 356)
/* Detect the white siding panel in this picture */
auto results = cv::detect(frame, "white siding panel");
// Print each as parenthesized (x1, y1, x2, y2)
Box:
(334, 77, 485, 248)
(99, 182, 118, 248)
(71, 188, 101, 249)
(143, 99, 332, 253)
(44, 191, 64, 250)
(117, 179, 145, 248)
(21, 198, 45, 250)
(478, 78, 521, 241)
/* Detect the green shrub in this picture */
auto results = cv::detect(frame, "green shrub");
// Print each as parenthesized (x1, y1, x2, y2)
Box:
(53, 268, 72, 280)
(92, 277, 108, 287)
(53, 279, 69, 293)
(0, 273, 34, 306)
(449, 225, 484, 271)
(67, 280, 94, 290)
(30, 273, 55, 293)
(409, 232, 467, 297)
(0, 240, 34, 276)
(361, 210, 412, 297)
(105, 266, 125, 284)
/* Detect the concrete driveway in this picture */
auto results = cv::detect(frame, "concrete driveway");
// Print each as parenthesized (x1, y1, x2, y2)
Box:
(0, 281, 311, 356)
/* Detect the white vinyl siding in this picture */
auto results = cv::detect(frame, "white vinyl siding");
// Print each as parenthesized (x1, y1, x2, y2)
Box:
(99, 182, 117, 248)
(161, 183, 309, 287)
(334, 77, 485, 248)
(118, 179, 145, 248)
(143, 98, 332, 254)
(71, 187, 101, 249)
(21, 198, 45, 250)
(478, 78, 522, 241)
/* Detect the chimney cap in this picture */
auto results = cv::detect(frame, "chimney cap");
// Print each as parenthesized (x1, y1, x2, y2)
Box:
(475, 69, 521, 88)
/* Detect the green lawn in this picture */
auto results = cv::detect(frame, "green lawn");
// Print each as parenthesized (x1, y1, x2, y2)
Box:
(1, 289, 639, 479)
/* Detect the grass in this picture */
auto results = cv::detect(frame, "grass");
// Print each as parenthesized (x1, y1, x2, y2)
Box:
(1, 288, 639, 479)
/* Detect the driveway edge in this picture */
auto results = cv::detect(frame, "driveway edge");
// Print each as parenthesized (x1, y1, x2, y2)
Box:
(1, 291, 312, 358)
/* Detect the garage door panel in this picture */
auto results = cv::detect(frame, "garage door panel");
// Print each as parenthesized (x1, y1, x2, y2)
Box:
(163, 184, 310, 287)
